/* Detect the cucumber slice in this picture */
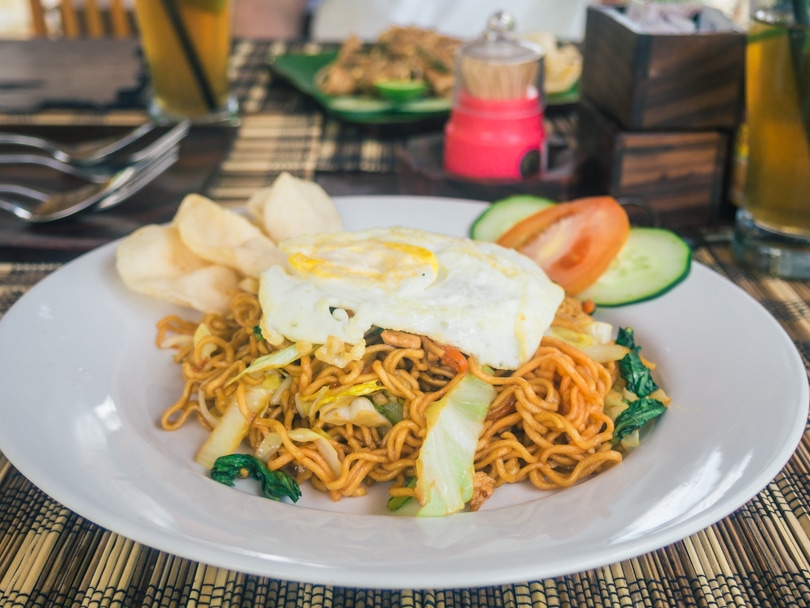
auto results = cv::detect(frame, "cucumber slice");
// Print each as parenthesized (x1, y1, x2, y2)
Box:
(579, 227, 692, 307)
(326, 96, 394, 114)
(470, 195, 555, 242)
(397, 97, 453, 113)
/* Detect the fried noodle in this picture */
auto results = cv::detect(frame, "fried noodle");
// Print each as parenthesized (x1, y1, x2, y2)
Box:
(157, 291, 626, 508)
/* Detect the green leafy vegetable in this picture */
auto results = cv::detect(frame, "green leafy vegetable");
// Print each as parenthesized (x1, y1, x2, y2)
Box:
(619, 354, 659, 398)
(615, 326, 637, 350)
(210, 454, 301, 502)
(616, 327, 658, 398)
(252, 325, 264, 341)
(611, 327, 667, 446)
(375, 400, 404, 425)
(613, 397, 667, 445)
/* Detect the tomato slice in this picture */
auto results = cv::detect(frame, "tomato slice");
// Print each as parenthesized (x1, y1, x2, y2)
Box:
(496, 196, 630, 294)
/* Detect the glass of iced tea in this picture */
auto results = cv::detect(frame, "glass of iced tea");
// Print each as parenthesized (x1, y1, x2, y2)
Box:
(733, 0, 810, 278)
(133, 0, 238, 124)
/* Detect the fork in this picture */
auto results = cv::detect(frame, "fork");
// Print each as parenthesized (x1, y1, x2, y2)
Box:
(0, 144, 179, 223)
(0, 121, 156, 166)
(0, 119, 191, 181)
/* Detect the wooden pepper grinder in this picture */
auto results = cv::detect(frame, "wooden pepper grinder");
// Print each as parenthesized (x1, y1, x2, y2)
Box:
(444, 11, 546, 180)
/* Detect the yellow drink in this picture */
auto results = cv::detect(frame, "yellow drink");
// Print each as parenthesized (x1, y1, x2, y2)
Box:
(134, 0, 236, 122)
(743, 15, 810, 235)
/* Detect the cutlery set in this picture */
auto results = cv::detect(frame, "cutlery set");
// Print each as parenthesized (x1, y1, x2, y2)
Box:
(0, 120, 190, 222)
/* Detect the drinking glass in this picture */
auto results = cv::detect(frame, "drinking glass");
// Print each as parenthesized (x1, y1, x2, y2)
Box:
(732, 0, 810, 278)
(133, 0, 238, 124)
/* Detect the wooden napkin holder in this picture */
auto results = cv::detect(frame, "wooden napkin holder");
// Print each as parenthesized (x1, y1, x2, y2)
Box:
(580, 5, 745, 131)
(575, 5, 745, 229)
(577, 97, 730, 229)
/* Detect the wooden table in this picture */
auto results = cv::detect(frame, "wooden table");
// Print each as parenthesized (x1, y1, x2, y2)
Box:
(0, 38, 809, 608)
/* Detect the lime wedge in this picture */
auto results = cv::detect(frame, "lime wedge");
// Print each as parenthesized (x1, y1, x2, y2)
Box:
(374, 79, 429, 103)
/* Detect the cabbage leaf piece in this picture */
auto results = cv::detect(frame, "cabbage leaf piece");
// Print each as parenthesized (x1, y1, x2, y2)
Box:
(196, 342, 309, 469)
(210, 454, 301, 502)
(415, 372, 496, 517)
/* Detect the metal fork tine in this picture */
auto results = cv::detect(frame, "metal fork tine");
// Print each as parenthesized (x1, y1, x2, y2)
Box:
(95, 146, 180, 210)
(0, 183, 52, 202)
(120, 120, 189, 166)
(0, 166, 137, 222)
(0, 121, 156, 166)
(71, 121, 157, 163)
(29, 166, 139, 221)
(0, 119, 190, 180)
(0, 143, 180, 222)
(0, 154, 114, 182)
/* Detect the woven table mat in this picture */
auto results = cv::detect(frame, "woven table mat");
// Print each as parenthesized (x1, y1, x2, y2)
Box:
(1, 245, 809, 607)
(205, 111, 407, 206)
(212, 39, 411, 202)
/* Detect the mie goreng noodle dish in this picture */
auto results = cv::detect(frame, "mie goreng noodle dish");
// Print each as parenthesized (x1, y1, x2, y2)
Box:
(116, 176, 671, 517)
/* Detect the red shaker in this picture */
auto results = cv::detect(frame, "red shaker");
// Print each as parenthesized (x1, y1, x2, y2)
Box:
(444, 11, 546, 180)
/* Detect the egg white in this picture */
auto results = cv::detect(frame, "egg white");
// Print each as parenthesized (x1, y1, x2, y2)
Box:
(258, 227, 564, 370)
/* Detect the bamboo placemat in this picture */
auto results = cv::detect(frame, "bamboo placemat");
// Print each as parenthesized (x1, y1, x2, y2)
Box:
(1, 243, 809, 607)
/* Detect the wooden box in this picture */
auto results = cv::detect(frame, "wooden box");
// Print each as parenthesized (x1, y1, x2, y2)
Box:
(580, 5, 745, 131)
(576, 98, 731, 230)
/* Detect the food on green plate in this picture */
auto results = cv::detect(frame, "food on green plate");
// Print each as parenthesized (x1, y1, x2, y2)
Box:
(316, 28, 581, 105)
(496, 196, 631, 295)
(325, 96, 395, 114)
(373, 78, 430, 102)
(521, 32, 582, 95)
(396, 97, 453, 113)
(314, 26, 461, 99)
(117, 175, 671, 515)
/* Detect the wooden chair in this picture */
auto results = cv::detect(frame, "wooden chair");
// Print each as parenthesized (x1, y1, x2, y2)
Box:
(28, 0, 135, 38)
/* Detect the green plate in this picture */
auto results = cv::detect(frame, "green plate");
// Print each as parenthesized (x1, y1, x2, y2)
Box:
(270, 52, 452, 125)
(270, 51, 579, 125)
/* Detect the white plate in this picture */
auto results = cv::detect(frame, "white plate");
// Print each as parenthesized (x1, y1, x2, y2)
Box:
(0, 196, 807, 590)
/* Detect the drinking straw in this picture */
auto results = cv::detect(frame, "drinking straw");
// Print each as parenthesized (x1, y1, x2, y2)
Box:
(789, 0, 810, 146)
(160, 0, 218, 112)
(792, 0, 809, 26)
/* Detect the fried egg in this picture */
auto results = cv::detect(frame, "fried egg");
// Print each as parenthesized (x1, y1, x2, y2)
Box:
(258, 227, 564, 370)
